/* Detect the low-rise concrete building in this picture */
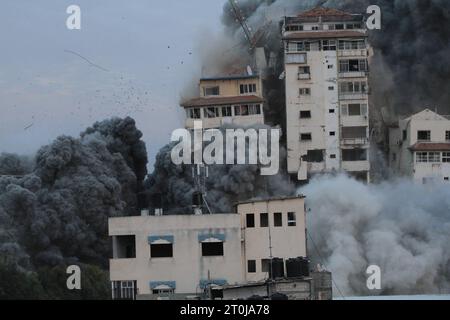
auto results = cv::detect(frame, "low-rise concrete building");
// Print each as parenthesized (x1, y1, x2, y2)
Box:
(108, 195, 314, 300)
(181, 72, 265, 130)
(389, 108, 450, 184)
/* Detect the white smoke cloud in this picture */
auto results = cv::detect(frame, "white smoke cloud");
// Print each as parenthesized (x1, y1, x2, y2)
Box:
(301, 175, 450, 296)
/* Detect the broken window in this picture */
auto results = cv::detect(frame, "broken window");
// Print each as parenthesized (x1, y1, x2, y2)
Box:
(150, 243, 173, 258)
(300, 111, 311, 119)
(300, 133, 312, 141)
(417, 130, 431, 141)
(246, 213, 255, 228)
(260, 213, 269, 228)
(287, 212, 297, 227)
(204, 86, 220, 96)
(274, 212, 283, 227)
(202, 242, 224, 257)
(221, 106, 232, 117)
(248, 260, 256, 273)
(114, 235, 136, 259)
(302, 150, 324, 163)
(342, 149, 367, 161)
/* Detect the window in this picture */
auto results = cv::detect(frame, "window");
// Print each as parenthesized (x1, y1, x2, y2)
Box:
(348, 104, 361, 116)
(338, 40, 365, 50)
(299, 88, 311, 96)
(298, 66, 310, 74)
(115, 235, 136, 259)
(260, 213, 269, 228)
(322, 40, 336, 51)
(312, 26, 319, 30)
(328, 65, 333, 69)
(296, 41, 310, 52)
(446, 131, 450, 141)
(187, 108, 201, 119)
(202, 242, 224, 257)
(204, 107, 220, 118)
(300, 111, 311, 119)
(204, 86, 220, 96)
(150, 244, 173, 258)
(342, 149, 367, 161)
(330, 154, 337, 159)
(221, 106, 232, 117)
(287, 212, 296, 227)
(328, 86, 334, 91)
(300, 133, 312, 141)
(240, 83, 257, 95)
(339, 59, 367, 72)
(335, 24, 344, 30)
(339, 81, 367, 94)
(274, 213, 282, 227)
(329, 109, 335, 114)
(286, 25, 303, 31)
(417, 131, 431, 141)
(246, 214, 255, 228)
(445, 177, 449, 181)
(429, 152, 440, 163)
(416, 152, 428, 163)
(330, 131, 336, 136)
(342, 126, 367, 139)
(302, 150, 324, 163)
(443, 152, 450, 163)
(261, 259, 271, 273)
(346, 23, 362, 29)
(248, 104, 261, 115)
(235, 104, 254, 116)
(248, 260, 256, 273)
(112, 281, 137, 300)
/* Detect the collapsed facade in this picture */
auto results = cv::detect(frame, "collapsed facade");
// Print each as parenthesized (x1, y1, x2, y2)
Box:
(282, 7, 371, 182)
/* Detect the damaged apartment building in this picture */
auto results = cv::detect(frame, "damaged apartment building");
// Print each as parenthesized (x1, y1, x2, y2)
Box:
(181, 70, 265, 130)
(282, 7, 371, 182)
(108, 195, 332, 300)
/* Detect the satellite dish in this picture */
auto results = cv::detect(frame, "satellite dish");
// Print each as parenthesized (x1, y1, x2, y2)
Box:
(246, 65, 253, 76)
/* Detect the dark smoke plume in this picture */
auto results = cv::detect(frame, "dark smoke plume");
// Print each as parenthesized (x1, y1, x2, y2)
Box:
(0, 117, 147, 270)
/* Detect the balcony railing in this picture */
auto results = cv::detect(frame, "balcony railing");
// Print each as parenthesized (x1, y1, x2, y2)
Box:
(298, 73, 311, 80)
(338, 71, 368, 78)
(341, 138, 369, 145)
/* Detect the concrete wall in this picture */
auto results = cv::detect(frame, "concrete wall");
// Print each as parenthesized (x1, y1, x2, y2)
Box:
(236, 197, 307, 283)
(109, 214, 244, 296)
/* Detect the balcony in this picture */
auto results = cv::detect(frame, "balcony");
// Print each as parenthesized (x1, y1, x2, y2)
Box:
(338, 71, 367, 78)
(342, 161, 370, 172)
(298, 73, 311, 80)
(339, 93, 368, 100)
(337, 49, 367, 57)
(341, 138, 369, 146)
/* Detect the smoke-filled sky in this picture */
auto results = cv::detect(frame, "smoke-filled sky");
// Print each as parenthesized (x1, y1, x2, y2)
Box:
(0, 0, 224, 167)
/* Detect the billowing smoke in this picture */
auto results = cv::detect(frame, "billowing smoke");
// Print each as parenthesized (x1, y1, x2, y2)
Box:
(0, 117, 147, 270)
(146, 124, 295, 214)
(301, 175, 450, 296)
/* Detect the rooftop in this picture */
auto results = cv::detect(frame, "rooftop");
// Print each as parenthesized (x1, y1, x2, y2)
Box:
(200, 74, 259, 81)
(235, 195, 306, 207)
(181, 95, 264, 108)
(297, 7, 352, 18)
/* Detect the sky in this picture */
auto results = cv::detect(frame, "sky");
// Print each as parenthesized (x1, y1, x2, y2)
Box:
(0, 0, 225, 169)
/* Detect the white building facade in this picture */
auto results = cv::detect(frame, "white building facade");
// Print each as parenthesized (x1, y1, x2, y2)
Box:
(108, 196, 307, 300)
(283, 7, 371, 182)
(389, 109, 450, 184)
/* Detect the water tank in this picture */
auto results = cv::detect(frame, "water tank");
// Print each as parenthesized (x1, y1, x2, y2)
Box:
(269, 258, 284, 279)
(192, 192, 203, 206)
